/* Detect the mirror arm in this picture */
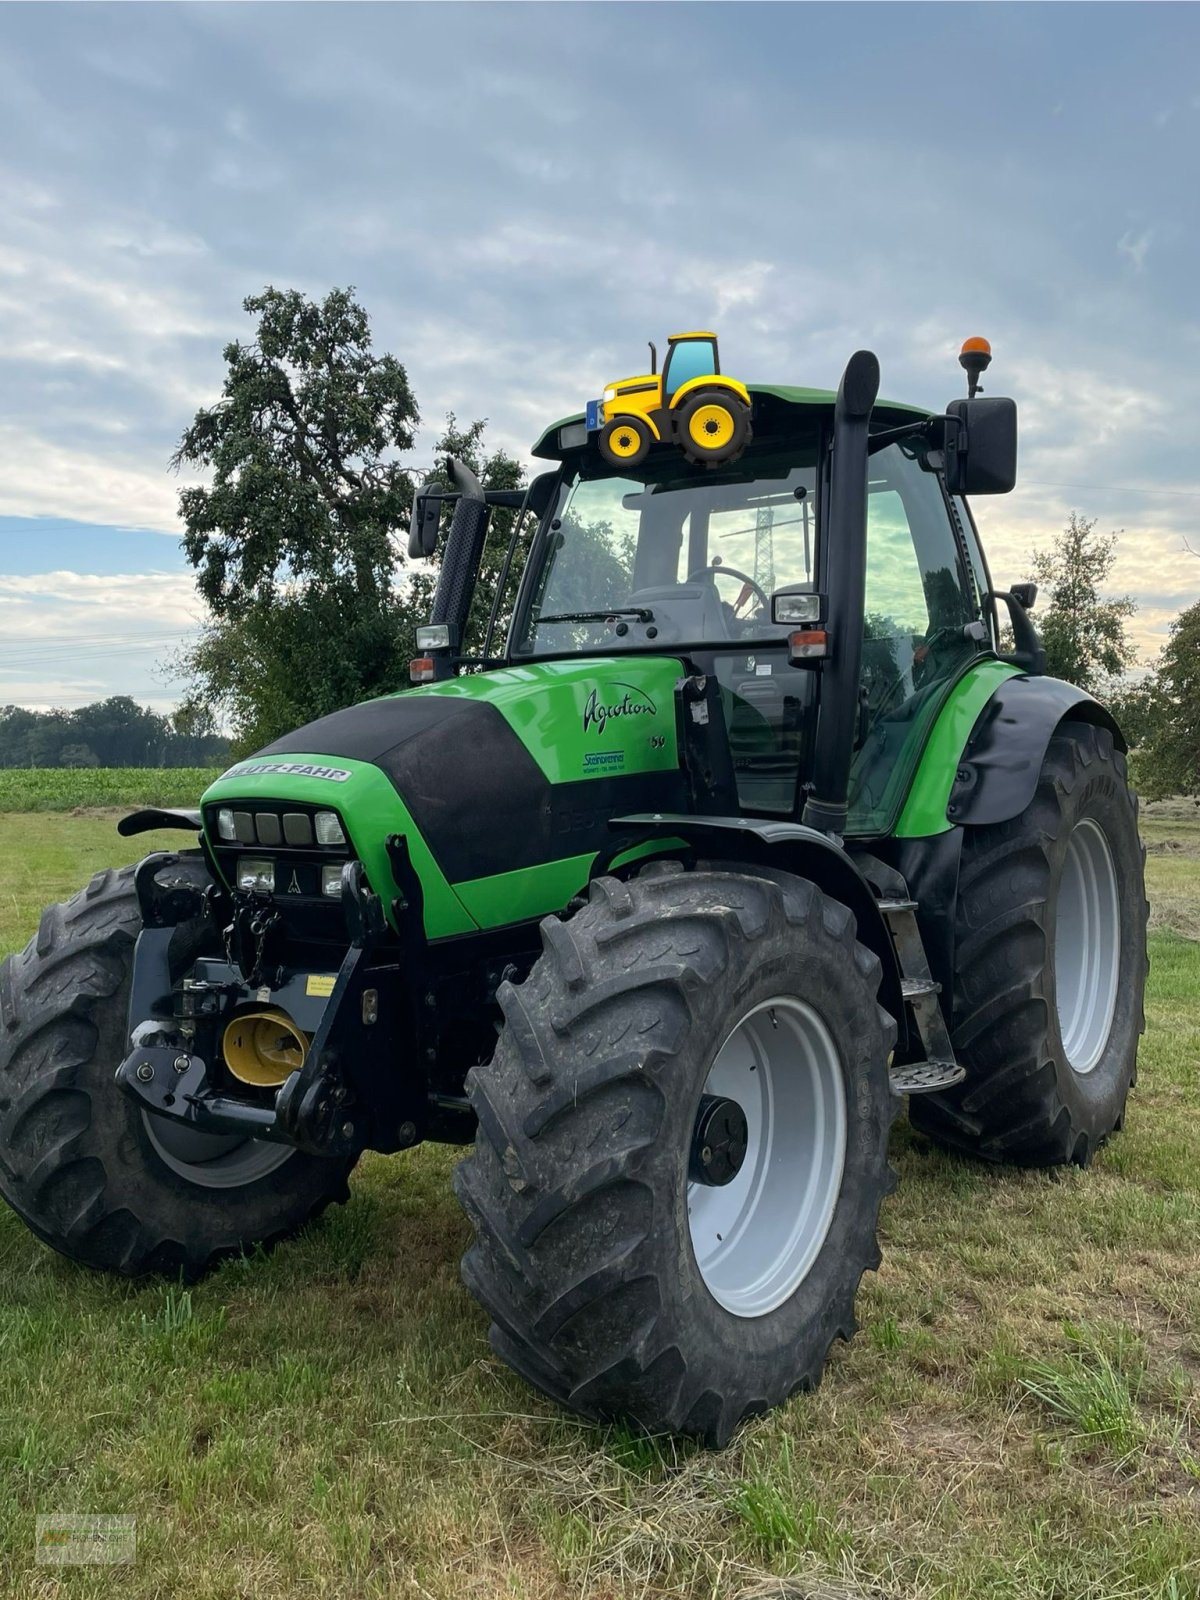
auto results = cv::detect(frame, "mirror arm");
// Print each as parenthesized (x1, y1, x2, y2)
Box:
(866, 414, 960, 455)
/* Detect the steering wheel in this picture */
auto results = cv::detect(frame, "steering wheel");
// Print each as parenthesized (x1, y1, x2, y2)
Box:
(686, 562, 770, 619)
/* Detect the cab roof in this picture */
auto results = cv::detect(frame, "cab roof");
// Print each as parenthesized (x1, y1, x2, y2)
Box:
(531, 383, 932, 460)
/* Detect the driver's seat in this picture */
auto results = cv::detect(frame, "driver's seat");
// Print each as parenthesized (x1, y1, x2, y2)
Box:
(626, 582, 733, 640)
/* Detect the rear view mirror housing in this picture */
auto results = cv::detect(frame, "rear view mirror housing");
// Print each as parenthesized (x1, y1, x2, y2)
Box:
(943, 396, 1017, 496)
(408, 477, 444, 559)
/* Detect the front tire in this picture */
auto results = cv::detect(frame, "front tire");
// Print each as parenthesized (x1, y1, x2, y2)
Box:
(0, 865, 356, 1278)
(598, 414, 653, 468)
(910, 720, 1147, 1166)
(455, 863, 897, 1445)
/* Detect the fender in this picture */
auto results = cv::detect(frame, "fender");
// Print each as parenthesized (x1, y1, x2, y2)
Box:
(667, 374, 753, 411)
(947, 674, 1126, 827)
(602, 813, 906, 1046)
(117, 806, 201, 837)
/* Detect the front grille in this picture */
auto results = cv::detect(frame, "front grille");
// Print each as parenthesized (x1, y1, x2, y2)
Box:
(205, 800, 353, 908)
(220, 807, 327, 848)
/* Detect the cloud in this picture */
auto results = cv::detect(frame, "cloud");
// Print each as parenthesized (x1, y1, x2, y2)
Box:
(1, 1, 1199, 707)
(1117, 228, 1153, 272)
(0, 570, 201, 710)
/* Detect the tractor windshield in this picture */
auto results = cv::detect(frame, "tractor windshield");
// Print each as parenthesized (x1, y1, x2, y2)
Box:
(514, 438, 820, 658)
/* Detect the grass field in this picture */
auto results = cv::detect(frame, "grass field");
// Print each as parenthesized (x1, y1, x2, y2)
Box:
(1, 783, 1197, 1598)
(0, 768, 221, 814)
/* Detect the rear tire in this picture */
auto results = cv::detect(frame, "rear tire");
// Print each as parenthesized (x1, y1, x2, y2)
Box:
(455, 863, 897, 1446)
(910, 720, 1147, 1166)
(676, 388, 752, 466)
(0, 866, 356, 1278)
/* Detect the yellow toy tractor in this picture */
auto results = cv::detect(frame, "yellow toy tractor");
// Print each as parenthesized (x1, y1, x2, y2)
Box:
(587, 330, 753, 468)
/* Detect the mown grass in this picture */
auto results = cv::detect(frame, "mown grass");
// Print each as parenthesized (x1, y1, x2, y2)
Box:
(0, 767, 220, 813)
(0, 796, 1196, 1598)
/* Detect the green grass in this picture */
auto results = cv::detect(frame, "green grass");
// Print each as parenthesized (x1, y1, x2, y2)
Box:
(0, 807, 1197, 1598)
(0, 767, 220, 812)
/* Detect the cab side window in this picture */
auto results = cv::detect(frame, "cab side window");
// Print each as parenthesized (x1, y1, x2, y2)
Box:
(846, 444, 987, 834)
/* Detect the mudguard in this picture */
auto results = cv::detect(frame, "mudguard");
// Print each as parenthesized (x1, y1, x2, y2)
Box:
(946, 674, 1126, 828)
(117, 807, 201, 837)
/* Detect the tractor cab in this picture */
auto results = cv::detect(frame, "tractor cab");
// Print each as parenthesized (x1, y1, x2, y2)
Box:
(512, 384, 996, 832)
(660, 330, 721, 400)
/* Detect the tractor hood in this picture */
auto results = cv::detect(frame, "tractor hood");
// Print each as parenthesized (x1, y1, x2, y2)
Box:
(200, 658, 689, 937)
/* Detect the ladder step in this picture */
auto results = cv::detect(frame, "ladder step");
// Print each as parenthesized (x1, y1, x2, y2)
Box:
(889, 1059, 966, 1096)
(901, 976, 940, 1000)
(877, 898, 918, 914)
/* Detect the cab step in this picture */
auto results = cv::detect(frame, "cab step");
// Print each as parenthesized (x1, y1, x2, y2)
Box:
(852, 852, 965, 1099)
(889, 1059, 965, 1094)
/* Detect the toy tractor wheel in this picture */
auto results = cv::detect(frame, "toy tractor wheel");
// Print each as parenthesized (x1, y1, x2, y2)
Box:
(910, 720, 1148, 1167)
(598, 414, 653, 468)
(677, 388, 752, 466)
(455, 862, 897, 1446)
(0, 865, 357, 1279)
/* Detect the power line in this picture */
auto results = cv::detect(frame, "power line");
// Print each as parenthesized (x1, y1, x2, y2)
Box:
(1022, 479, 1200, 501)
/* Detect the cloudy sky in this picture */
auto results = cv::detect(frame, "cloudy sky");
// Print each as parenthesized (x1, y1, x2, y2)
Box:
(1, 2, 1197, 711)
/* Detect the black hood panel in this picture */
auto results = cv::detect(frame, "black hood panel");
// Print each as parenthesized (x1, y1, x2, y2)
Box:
(257, 694, 687, 885)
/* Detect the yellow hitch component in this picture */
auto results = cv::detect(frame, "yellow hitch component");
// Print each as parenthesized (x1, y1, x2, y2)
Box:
(222, 1008, 308, 1087)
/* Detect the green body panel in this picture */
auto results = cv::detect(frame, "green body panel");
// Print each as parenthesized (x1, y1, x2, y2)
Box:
(455, 855, 594, 928)
(455, 837, 689, 930)
(201, 755, 477, 939)
(397, 657, 684, 785)
(202, 659, 687, 938)
(892, 660, 1024, 838)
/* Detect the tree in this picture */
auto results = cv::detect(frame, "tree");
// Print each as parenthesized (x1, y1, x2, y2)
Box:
(172, 286, 424, 752)
(1030, 512, 1136, 694)
(172, 288, 531, 750)
(1132, 601, 1200, 800)
(0, 699, 227, 768)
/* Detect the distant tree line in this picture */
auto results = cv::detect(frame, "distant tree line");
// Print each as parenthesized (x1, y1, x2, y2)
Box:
(0, 696, 229, 769)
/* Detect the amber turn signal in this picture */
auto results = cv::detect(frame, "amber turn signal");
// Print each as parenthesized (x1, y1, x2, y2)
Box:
(409, 656, 436, 683)
(788, 629, 828, 662)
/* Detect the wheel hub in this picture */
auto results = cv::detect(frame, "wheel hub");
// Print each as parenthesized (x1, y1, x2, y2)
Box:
(689, 1094, 748, 1186)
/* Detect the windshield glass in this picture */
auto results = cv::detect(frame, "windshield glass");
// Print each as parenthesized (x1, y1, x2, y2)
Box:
(514, 435, 821, 657)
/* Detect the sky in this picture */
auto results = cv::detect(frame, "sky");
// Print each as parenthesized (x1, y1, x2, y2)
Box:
(1, 1, 1198, 713)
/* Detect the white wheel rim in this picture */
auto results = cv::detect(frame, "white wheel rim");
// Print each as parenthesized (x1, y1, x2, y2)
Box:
(1054, 817, 1120, 1074)
(687, 995, 847, 1319)
(142, 1112, 294, 1189)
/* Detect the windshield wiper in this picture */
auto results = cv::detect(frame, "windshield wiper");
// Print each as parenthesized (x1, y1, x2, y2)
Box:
(535, 608, 654, 625)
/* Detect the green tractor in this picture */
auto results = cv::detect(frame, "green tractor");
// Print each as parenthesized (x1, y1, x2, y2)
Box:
(0, 339, 1147, 1446)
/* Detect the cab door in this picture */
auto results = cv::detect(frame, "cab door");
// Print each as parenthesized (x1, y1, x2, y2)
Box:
(845, 443, 990, 835)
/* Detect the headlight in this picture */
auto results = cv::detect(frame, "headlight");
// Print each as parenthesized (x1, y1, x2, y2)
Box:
(321, 863, 344, 898)
(237, 858, 275, 894)
(603, 386, 617, 402)
(315, 811, 346, 847)
(216, 807, 237, 841)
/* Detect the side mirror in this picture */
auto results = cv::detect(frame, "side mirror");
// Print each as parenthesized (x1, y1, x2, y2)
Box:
(1010, 580, 1037, 611)
(408, 477, 443, 559)
(943, 396, 1017, 496)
